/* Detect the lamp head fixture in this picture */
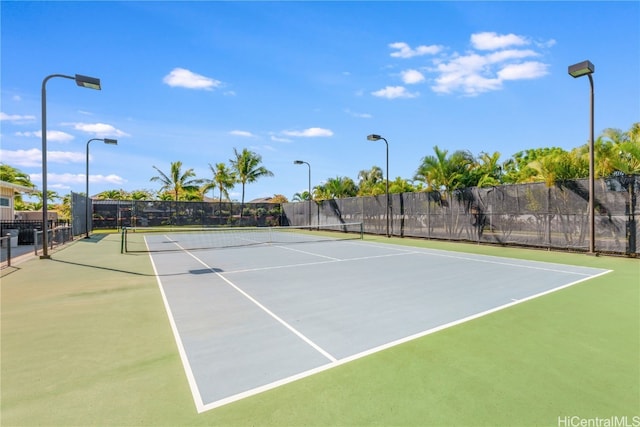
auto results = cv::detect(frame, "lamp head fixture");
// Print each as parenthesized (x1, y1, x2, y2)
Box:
(568, 60, 595, 78)
(75, 74, 102, 90)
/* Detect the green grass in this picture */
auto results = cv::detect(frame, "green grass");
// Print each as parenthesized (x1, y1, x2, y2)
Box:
(1, 234, 638, 426)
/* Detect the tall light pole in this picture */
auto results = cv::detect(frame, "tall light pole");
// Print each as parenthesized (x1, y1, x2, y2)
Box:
(294, 160, 311, 227)
(367, 134, 390, 237)
(41, 74, 102, 258)
(568, 60, 596, 254)
(86, 138, 118, 238)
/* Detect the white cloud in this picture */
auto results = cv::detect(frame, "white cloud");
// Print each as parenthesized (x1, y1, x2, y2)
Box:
(401, 69, 426, 84)
(163, 67, 222, 90)
(485, 49, 539, 64)
(0, 148, 85, 167)
(282, 127, 334, 137)
(344, 109, 372, 119)
(426, 33, 552, 96)
(229, 130, 255, 137)
(371, 86, 419, 99)
(389, 42, 442, 58)
(497, 61, 549, 80)
(0, 148, 41, 167)
(270, 135, 292, 143)
(1, 112, 36, 122)
(471, 32, 529, 50)
(30, 172, 125, 186)
(69, 122, 130, 138)
(88, 174, 126, 185)
(15, 130, 75, 142)
(48, 151, 86, 164)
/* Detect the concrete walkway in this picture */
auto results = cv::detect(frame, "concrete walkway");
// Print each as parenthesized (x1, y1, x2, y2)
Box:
(0, 242, 37, 268)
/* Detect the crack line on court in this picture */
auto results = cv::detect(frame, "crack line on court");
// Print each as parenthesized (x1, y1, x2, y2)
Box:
(178, 244, 339, 364)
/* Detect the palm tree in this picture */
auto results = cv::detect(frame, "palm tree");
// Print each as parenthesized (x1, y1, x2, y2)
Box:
(528, 149, 587, 186)
(357, 166, 384, 196)
(475, 151, 502, 187)
(414, 146, 472, 192)
(292, 191, 311, 201)
(314, 176, 358, 200)
(129, 189, 154, 200)
(229, 148, 274, 218)
(612, 140, 640, 175)
(31, 189, 59, 211)
(150, 161, 203, 201)
(501, 147, 566, 184)
(97, 189, 126, 200)
(0, 164, 36, 207)
(202, 162, 236, 222)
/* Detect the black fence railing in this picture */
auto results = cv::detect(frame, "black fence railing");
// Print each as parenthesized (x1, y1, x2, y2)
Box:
(0, 220, 49, 245)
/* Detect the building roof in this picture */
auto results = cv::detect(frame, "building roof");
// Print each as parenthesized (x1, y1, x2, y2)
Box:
(0, 180, 38, 194)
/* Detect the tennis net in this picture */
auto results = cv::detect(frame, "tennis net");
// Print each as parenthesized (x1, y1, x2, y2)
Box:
(121, 222, 363, 253)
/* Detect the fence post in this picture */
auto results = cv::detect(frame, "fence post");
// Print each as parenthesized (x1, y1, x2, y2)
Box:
(6, 234, 11, 267)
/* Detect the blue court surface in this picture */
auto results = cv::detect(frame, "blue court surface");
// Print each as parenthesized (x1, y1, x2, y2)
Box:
(146, 237, 610, 413)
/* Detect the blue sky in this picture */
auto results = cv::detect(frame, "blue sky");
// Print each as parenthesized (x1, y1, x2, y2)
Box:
(1, 1, 639, 203)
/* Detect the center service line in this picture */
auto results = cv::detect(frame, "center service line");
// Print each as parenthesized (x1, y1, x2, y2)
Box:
(181, 247, 339, 364)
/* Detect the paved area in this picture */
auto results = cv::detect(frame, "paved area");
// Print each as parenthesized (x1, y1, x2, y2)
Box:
(0, 243, 37, 268)
(147, 237, 610, 413)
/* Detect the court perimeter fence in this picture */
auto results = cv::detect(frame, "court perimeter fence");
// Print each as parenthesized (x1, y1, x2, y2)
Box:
(76, 175, 638, 256)
(285, 176, 639, 256)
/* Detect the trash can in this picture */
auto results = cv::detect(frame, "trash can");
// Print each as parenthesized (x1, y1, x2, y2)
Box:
(5, 229, 19, 248)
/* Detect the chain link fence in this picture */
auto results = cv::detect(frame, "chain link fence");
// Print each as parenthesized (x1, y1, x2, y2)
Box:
(283, 176, 639, 256)
(71, 175, 638, 255)
(81, 199, 284, 229)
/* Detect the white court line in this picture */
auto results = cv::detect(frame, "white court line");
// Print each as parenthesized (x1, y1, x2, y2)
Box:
(177, 242, 339, 363)
(197, 267, 613, 413)
(276, 244, 341, 260)
(146, 237, 204, 413)
(345, 240, 601, 276)
(150, 235, 613, 413)
(225, 250, 415, 274)
(150, 235, 338, 413)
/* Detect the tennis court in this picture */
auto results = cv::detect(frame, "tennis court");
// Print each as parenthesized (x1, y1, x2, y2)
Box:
(134, 225, 611, 413)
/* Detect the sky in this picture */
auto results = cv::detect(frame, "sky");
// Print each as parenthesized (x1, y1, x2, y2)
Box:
(1, 1, 639, 203)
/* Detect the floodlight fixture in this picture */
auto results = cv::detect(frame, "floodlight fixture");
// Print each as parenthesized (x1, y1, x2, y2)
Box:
(294, 160, 312, 226)
(85, 138, 118, 238)
(568, 59, 596, 254)
(568, 60, 595, 78)
(366, 133, 390, 237)
(41, 73, 102, 258)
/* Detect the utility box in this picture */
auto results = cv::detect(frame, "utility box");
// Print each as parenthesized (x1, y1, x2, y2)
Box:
(3, 229, 19, 247)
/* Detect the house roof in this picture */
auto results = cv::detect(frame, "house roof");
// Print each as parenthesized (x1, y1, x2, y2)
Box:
(0, 180, 38, 194)
(248, 197, 275, 203)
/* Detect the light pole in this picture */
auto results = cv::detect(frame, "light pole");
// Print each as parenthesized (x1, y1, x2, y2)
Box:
(41, 73, 102, 258)
(367, 134, 390, 237)
(568, 60, 596, 254)
(85, 138, 118, 238)
(294, 160, 311, 227)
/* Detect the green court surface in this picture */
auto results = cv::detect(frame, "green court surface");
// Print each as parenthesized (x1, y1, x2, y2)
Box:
(1, 233, 638, 426)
